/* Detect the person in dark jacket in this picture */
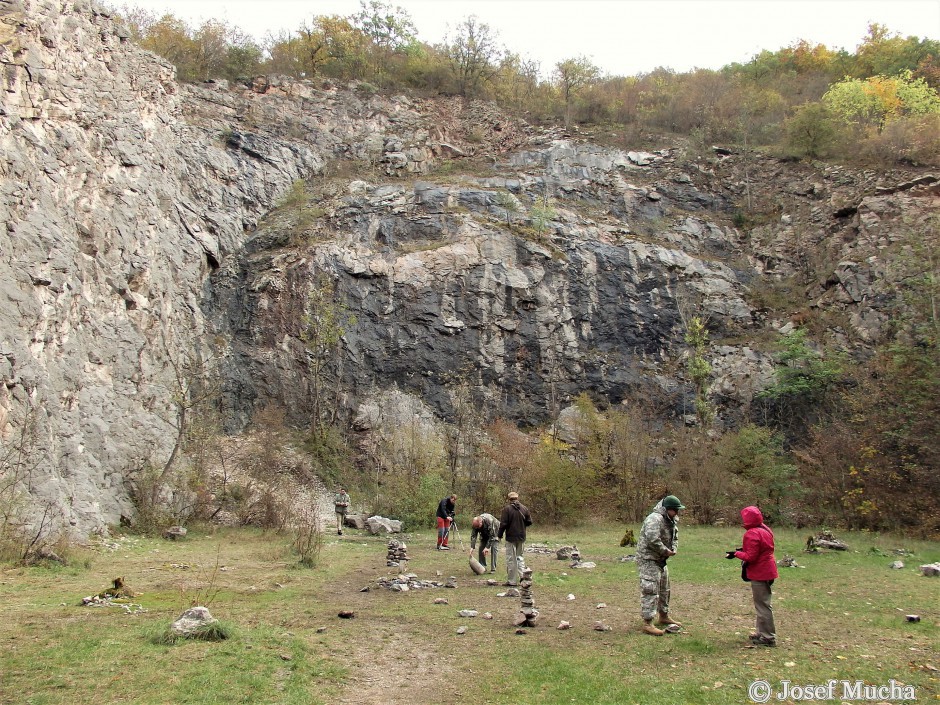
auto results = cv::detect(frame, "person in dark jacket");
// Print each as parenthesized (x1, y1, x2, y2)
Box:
(727, 505, 779, 646)
(469, 513, 500, 573)
(436, 494, 456, 550)
(496, 491, 532, 586)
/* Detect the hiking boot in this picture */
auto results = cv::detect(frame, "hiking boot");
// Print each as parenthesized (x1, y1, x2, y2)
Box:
(750, 635, 776, 647)
(658, 613, 681, 627)
(642, 620, 664, 636)
(438, 545, 449, 550)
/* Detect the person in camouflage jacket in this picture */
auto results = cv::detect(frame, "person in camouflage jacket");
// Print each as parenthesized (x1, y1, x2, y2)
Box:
(636, 495, 685, 635)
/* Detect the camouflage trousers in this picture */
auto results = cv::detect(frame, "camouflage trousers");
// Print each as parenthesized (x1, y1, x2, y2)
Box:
(637, 559, 670, 620)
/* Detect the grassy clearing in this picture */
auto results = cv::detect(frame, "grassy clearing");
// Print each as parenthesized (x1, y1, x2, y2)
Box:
(0, 524, 936, 705)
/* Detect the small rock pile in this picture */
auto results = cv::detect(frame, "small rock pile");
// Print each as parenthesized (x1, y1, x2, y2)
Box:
(805, 531, 848, 552)
(375, 574, 443, 591)
(387, 539, 409, 567)
(513, 567, 539, 627)
(525, 543, 554, 556)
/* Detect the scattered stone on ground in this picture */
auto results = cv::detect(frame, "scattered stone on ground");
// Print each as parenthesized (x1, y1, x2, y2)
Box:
(777, 556, 799, 568)
(890, 561, 905, 570)
(515, 628, 527, 635)
(555, 545, 577, 560)
(920, 563, 940, 577)
(170, 606, 217, 636)
(593, 621, 611, 632)
(80, 594, 146, 613)
(338, 610, 355, 618)
(445, 576, 458, 588)
(567, 593, 576, 600)
(596, 603, 607, 609)
(571, 560, 596, 569)
(376, 574, 444, 591)
(557, 621, 571, 630)
(905, 615, 921, 622)
(456, 626, 467, 634)
(458, 610, 478, 618)
(433, 597, 449, 605)
(664, 624, 682, 633)
(482, 612, 493, 619)
(524, 544, 554, 555)
(619, 555, 636, 562)
(485, 578, 498, 586)
(316, 627, 327, 633)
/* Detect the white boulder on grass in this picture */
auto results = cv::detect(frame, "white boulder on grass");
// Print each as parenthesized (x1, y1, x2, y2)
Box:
(920, 563, 940, 577)
(366, 515, 402, 534)
(171, 606, 218, 636)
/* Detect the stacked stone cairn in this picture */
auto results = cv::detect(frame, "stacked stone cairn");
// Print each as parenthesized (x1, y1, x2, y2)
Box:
(513, 567, 539, 627)
(387, 539, 409, 567)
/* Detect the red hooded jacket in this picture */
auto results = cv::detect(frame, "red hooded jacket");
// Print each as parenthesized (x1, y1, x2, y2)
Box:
(734, 506, 778, 582)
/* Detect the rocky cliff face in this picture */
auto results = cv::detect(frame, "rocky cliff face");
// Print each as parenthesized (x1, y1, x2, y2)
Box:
(1, 0, 936, 536)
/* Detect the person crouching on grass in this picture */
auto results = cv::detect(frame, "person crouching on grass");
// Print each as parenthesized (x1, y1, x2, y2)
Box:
(727, 505, 778, 647)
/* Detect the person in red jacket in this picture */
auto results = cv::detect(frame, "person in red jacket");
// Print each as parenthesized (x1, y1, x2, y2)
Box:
(727, 505, 778, 646)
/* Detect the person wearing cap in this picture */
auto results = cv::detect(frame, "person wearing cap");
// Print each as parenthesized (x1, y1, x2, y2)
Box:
(727, 505, 778, 646)
(333, 486, 350, 536)
(497, 491, 532, 587)
(469, 513, 501, 573)
(636, 495, 685, 635)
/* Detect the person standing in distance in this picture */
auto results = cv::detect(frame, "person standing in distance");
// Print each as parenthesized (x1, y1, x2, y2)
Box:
(497, 491, 532, 587)
(436, 494, 456, 550)
(333, 486, 350, 536)
(636, 495, 685, 635)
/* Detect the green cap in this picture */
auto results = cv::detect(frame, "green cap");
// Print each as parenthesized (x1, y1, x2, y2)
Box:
(663, 495, 685, 510)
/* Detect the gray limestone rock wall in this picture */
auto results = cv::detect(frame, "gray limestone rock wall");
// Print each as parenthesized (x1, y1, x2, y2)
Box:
(1, 0, 933, 538)
(0, 0, 320, 535)
(207, 163, 760, 429)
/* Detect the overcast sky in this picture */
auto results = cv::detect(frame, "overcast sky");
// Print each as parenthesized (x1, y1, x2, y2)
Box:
(117, 0, 940, 77)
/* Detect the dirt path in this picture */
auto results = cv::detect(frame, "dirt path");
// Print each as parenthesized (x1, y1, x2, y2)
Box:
(318, 547, 463, 705)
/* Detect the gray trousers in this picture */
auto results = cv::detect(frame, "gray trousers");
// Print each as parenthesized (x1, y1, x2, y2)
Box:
(638, 559, 670, 620)
(476, 539, 499, 572)
(505, 541, 525, 585)
(751, 580, 776, 640)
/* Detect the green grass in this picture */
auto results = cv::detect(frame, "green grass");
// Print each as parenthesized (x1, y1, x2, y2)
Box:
(0, 524, 936, 704)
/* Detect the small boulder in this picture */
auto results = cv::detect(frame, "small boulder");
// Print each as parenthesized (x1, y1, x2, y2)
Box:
(163, 526, 187, 541)
(170, 606, 217, 637)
